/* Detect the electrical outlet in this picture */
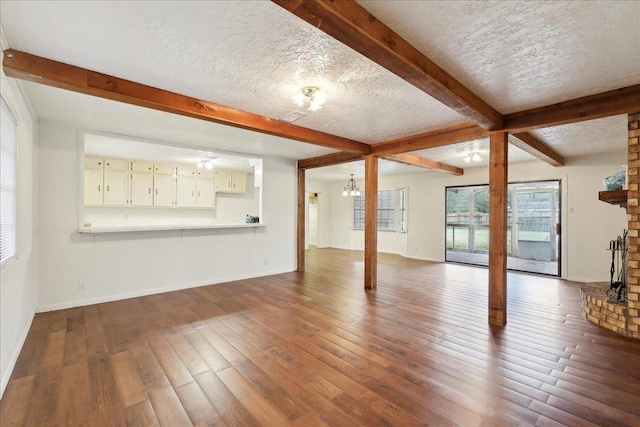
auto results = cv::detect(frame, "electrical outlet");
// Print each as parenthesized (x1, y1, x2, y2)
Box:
(79, 281, 87, 290)
(569, 207, 575, 214)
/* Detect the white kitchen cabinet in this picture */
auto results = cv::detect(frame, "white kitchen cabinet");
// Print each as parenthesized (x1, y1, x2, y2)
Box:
(231, 171, 246, 193)
(215, 170, 232, 193)
(154, 163, 174, 175)
(103, 170, 129, 206)
(215, 170, 246, 194)
(84, 169, 103, 205)
(104, 158, 129, 171)
(176, 165, 197, 178)
(196, 179, 215, 208)
(197, 168, 214, 179)
(131, 161, 154, 174)
(131, 173, 153, 206)
(176, 176, 196, 208)
(154, 174, 175, 207)
(85, 156, 104, 169)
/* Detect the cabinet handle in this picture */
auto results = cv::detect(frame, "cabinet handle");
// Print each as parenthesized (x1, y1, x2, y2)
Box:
(192, 191, 194, 196)
(148, 188, 151, 194)
(98, 185, 101, 192)
(155, 189, 158, 195)
(107, 185, 110, 192)
(198, 191, 200, 196)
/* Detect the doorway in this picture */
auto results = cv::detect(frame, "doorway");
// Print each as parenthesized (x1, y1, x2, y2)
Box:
(445, 180, 560, 276)
(309, 192, 319, 246)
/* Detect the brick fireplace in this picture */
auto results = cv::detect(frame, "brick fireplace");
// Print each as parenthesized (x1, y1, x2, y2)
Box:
(625, 112, 640, 339)
(584, 113, 640, 339)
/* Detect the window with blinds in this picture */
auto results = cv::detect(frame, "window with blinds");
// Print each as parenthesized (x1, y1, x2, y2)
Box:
(1, 97, 17, 266)
(353, 188, 407, 232)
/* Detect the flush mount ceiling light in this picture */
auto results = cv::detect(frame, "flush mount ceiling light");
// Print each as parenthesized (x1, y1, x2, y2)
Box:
(342, 174, 360, 197)
(292, 87, 327, 112)
(463, 151, 482, 163)
(197, 156, 217, 169)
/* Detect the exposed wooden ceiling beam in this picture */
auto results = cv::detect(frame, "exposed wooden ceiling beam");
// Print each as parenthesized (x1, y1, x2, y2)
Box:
(371, 123, 489, 156)
(384, 153, 463, 175)
(504, 85, 640, 132)
(271, 0, 503, 130)
(298, 151, 363, 169)
(2, 49, 371, 154)
(511, 132, 565, 167)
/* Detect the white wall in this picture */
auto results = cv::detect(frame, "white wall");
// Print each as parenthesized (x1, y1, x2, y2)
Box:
(37, 120, 296, 311)
(0, 73, 38, 397)
(326, 151, 627, 282)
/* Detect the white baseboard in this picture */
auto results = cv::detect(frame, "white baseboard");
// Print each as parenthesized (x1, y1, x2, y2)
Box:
(1, 307, 36, 399)
(36, 268, 294, 313)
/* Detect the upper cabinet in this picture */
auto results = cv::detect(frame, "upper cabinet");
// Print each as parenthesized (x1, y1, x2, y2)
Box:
(83, 156, 246, 208)
(131, 161, 154, 174)
(104, 158, 129, 171)
(154, 163, 174, 175)
(84, 168, 103, 205)
(215, 170, 246, 194)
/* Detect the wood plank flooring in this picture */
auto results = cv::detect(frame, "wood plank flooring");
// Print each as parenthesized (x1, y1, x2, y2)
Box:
(2, 247, 639, 426)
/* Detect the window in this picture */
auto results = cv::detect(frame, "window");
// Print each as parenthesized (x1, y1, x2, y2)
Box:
(398, 188, 408, 232)
(1, 97, 18, 265)
(353, 188, 407, 232)
(353, 193, 365, 229)
(377, 189, 395, 230)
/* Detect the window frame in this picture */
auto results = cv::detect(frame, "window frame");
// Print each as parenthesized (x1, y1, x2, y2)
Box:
(1, 95, 19, 268)
(352, 188, 408, 232)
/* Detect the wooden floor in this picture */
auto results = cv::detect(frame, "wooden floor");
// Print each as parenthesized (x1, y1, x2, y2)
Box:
(2, 248, 639, 426)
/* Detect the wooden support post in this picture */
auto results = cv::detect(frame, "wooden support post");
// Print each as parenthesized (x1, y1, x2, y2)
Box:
(364, 156, 378, 289)
(297, 168, 305, 272)
(489, 132, 508, 326)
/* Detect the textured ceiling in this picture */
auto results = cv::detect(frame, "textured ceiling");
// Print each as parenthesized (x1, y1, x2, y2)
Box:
(20, 82, 336, 160)
(358, 0, 640, 114)
(1, 0, 637, 181)
(0, 0, 467, 143)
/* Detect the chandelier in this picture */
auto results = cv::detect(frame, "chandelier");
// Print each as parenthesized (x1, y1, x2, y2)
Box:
(342, 174, 360, 197)
(292, 87, 327, 111)
(463, 151, 482, 163)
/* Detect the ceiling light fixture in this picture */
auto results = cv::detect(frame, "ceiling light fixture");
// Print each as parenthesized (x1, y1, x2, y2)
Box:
(342, 174, 360, 197)
(292, 87, 327, 112)
(463, 151, 482, 163)
(197, 156, 216, 169)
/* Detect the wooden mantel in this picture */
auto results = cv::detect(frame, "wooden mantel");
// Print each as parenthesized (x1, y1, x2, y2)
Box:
(598, 190, 628, 208)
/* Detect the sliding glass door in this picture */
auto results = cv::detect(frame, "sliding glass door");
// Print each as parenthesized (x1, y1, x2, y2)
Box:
(445, 180, 560, 276)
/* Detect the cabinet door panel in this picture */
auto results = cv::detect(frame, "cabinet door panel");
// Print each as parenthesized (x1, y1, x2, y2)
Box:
(154, 163, 174, 175)
(176, 165, 196, 178)
(131, 173, 153, 206)
(84, 169, 103, 205)
(231, 172, 246, 193)
(104, 158, 129, 171)
(104, 171, 129, 206)
(196, 179, 215, 208)
(154, 175, 174, 207)
(215, 170, 232, 192)
(176, 177, 196, 208)
(197, 168, 214, 179)
(131, 161, 154, 173)
(85, 156, 104, 170)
